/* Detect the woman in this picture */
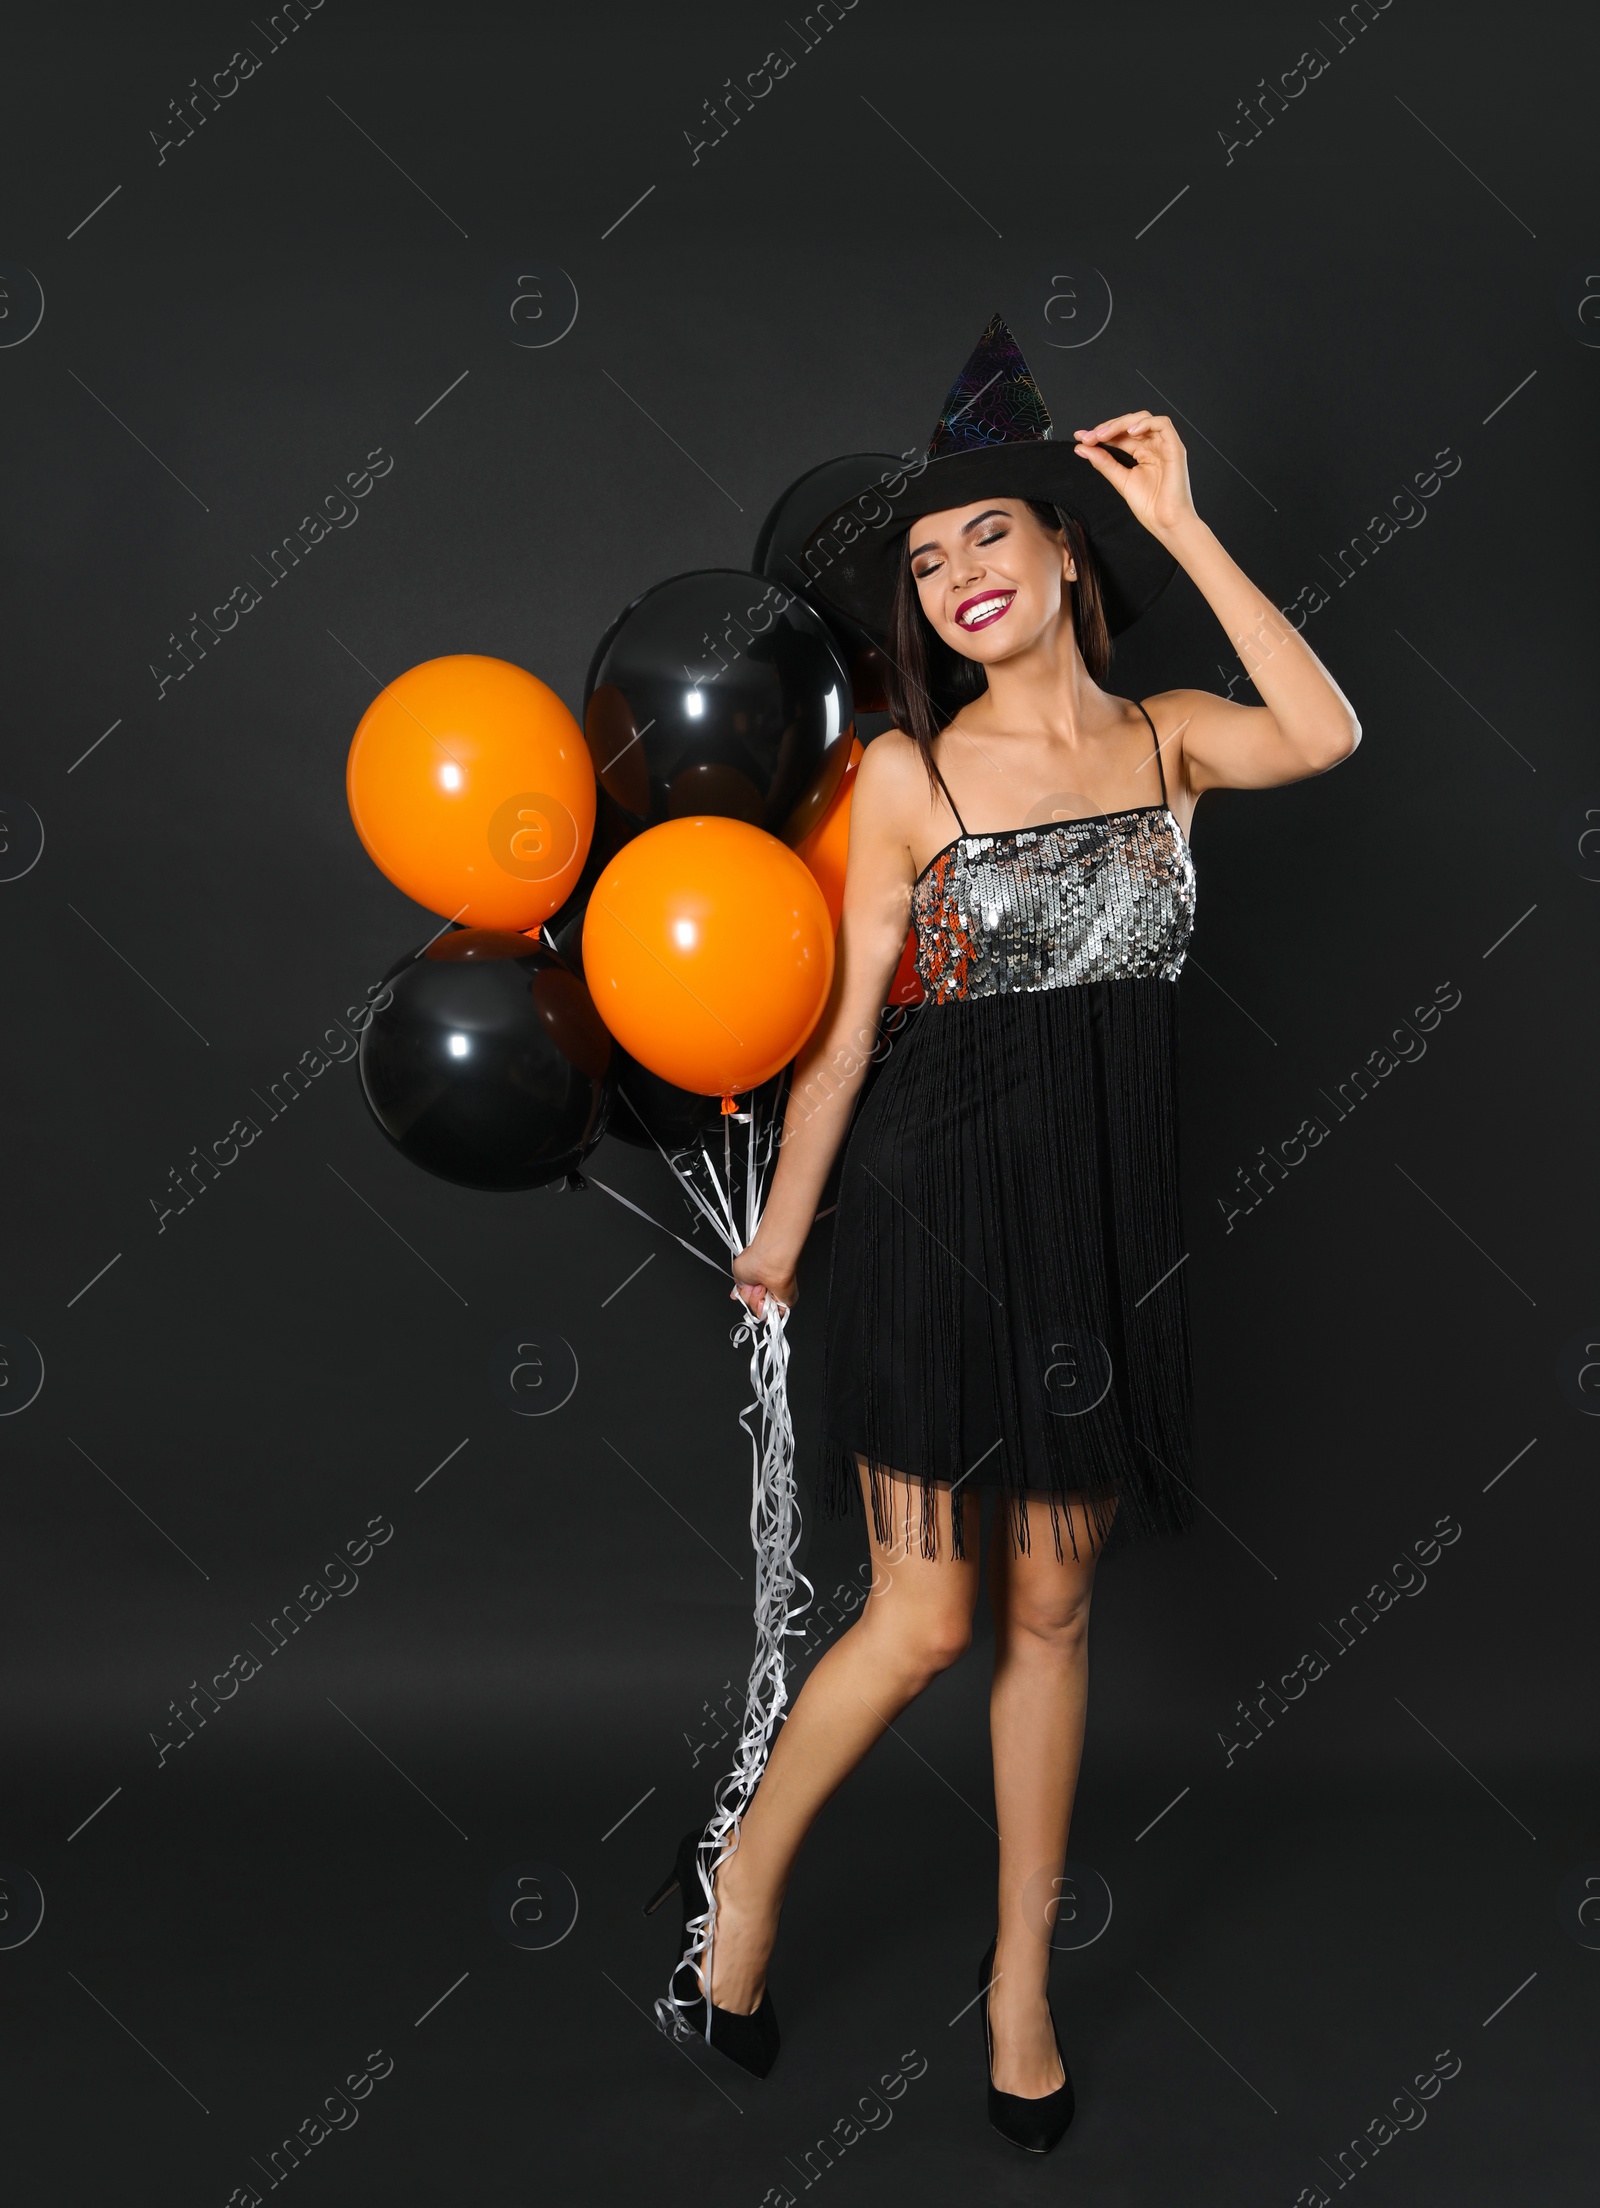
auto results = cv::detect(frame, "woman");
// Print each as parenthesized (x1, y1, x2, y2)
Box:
(649, 319, 1358, 2151)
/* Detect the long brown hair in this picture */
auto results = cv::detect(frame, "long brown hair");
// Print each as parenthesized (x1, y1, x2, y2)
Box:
(885, 500, 1112, 795)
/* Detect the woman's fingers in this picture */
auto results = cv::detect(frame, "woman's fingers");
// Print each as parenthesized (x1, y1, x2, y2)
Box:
(1072, 441, 1134, 490)
(1074, 409, 1165, 444)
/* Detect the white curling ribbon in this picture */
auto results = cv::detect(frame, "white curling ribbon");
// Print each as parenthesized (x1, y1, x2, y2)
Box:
(647, 1092, 815, 2046)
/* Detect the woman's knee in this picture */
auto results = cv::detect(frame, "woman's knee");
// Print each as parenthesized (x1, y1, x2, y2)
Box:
(1007, 1580, 1094, 1651)
(863, 1592, 972, 1679)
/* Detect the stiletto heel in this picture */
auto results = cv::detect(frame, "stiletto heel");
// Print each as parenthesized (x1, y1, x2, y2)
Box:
(644, 1825, 780, 2079)
(977, 1935, 1075, 2153)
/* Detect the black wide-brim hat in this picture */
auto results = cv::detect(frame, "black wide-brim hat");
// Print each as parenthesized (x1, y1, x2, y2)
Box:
(799, 313, 1176, 640)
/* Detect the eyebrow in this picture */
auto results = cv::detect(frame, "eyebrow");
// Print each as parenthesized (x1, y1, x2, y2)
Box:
(908, 508, 1011, 561)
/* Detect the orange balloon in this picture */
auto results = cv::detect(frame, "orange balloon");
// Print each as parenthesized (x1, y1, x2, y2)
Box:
(583, 817, 834, 1100)
(347, 655, 595, 930)
(795, 735, 864, 928)
(793, 735, 923, 1006)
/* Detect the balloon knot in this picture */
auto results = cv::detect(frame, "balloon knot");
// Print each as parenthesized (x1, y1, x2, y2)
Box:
(719, 1092, 738, 1116)
(563, 1169, 588, 1193)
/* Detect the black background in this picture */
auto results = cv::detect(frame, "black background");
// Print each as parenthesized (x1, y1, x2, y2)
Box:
(3, 2, 1597, 2201)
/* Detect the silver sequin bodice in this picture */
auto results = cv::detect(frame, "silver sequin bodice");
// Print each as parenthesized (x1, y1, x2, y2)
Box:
(911, 806, 1195, 1004)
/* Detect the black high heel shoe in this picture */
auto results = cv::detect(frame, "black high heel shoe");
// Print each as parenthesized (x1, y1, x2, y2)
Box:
(977, 1935, 1075, 2153)
(643, 1826, 780, 2078)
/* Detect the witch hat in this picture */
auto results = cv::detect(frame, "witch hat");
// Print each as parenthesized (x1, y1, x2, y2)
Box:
(798, 313, 1175, 642)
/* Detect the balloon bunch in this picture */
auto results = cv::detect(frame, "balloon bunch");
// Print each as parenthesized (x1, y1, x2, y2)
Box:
(345, 455, 926, 1194)
(342, 471, 916, 2049)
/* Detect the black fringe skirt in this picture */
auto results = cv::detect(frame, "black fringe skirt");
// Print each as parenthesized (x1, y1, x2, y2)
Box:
(818, 979, 1195, 1561)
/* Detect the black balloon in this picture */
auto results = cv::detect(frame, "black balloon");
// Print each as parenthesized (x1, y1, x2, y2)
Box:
(360, 931, 613, 1191)
(583, 569, 853, 840)
(752, 453, 902, 715)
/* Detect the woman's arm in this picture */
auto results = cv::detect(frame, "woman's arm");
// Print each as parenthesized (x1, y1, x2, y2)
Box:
(731, 735, 920, 1316)
(1073, 410, 1361, 791)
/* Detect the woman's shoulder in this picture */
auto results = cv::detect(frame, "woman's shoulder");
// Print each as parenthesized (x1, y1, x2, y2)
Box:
(853, 727, 926, 801)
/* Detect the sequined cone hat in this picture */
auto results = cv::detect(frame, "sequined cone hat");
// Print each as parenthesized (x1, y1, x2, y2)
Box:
(799, 312, 1176, 641)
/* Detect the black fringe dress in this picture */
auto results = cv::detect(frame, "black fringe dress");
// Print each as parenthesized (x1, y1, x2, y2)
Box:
(818, 703, 1198, 1562)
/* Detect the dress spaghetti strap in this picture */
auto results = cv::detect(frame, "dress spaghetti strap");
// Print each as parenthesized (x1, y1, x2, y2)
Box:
(927, 751, 969, 835)
(1136, 699, 1169, 808)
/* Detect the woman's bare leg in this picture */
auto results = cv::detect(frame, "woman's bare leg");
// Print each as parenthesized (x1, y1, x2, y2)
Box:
(984, 1494, 1110, 2095)
(703, 1465, 980, 2011)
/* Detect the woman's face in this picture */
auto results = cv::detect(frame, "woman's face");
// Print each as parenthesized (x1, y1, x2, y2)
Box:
(908, 499, 1073, 665)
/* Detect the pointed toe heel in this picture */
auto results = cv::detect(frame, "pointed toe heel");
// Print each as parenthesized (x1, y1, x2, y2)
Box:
(647, 1825, 781, 2080)
(977, 1936, 1075, 2154)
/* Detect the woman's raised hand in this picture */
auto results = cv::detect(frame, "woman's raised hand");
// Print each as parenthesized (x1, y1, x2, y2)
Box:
(731, 1234, 799, 1320)
(1072, 410, 1197, 538)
